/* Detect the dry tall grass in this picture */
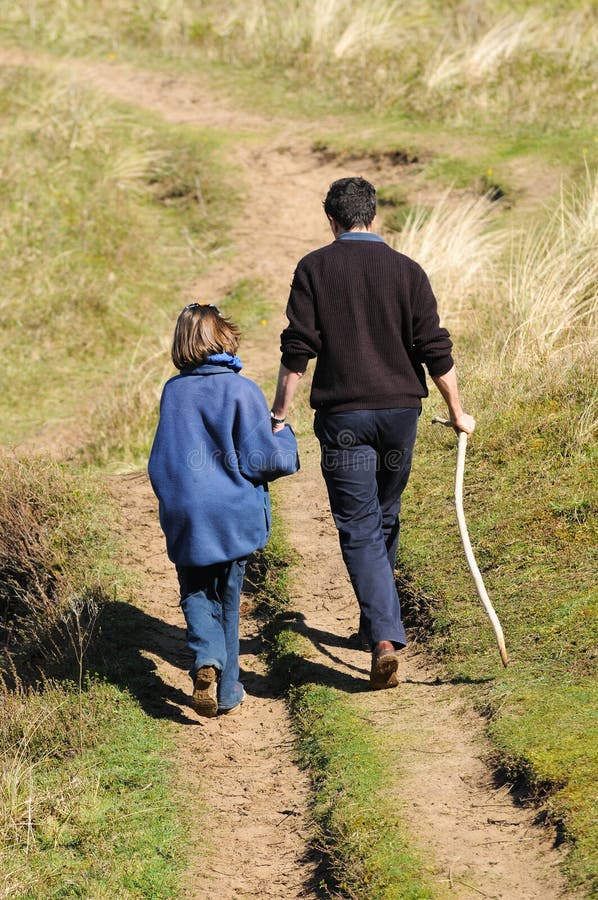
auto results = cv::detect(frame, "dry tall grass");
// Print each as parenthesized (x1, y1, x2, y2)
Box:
(0, 454, 120, 673)
(505, 172, 598, 363)
(425, 8, 598, 89)
(387, 190, 505, 325)
(4, 1, 596, 125)
(380, 178, 596, 450)
(383, 175, 597, 371)
(217, 0, 401, 62)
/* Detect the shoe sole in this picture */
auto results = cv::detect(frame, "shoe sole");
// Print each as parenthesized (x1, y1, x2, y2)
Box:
(192, 666, 218, 717)
(370, 652, 400, 690)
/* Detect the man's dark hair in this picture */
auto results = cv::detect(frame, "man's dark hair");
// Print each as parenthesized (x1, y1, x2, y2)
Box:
(324, 177, 376, 230)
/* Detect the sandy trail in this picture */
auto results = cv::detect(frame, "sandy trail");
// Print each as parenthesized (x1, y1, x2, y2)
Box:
(1, 46, 576, 898)
(278, 441, 572, 898)
(111, 473, 320, 899)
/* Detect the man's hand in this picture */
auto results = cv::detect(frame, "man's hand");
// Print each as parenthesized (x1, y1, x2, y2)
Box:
(272, 421, 286, 434)
(451, 413, 475, 434)
(431, 366, 475, 436)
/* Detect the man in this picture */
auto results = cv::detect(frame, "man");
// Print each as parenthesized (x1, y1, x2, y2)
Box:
(271, 177, 475, 690)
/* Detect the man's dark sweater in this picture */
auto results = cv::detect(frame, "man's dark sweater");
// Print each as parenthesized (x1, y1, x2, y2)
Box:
(280, 235, 454, 412)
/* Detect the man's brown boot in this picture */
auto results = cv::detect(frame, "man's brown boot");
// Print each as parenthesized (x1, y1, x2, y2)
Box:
(370, 641, 401, 690)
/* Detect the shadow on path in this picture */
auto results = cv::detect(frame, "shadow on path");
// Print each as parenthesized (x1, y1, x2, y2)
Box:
(88, 600, 198, 724)
(88, 597, 370, 724)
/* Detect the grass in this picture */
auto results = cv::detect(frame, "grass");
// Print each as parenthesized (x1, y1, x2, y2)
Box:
(219, 277, 273, 333)
(0, 456, 189, 897)
(0, 678, 184, 898)
(388, 188, 506, 327)
(399, 404, 597, 889)
(0, 65, 232, 452)
(505, 171, 598, 363)
(384, 178, 597, 891)
(253, 508, 439, 899)
(291, 685, 439, 899)
(2, 0, 596, 155)
(0, 59, 236, 898)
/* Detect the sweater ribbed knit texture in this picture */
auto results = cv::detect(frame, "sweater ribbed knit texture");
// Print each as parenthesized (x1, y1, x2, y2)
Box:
(280, 239, 454, 412)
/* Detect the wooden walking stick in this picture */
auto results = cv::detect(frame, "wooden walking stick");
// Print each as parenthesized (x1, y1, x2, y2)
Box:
(432, 418, 509, 667)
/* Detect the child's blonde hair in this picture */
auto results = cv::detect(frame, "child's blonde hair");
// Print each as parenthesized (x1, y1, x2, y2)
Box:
(172, 303, 241, 371)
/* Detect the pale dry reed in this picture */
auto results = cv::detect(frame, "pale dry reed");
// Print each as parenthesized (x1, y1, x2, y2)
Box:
(426, 13, 537, 89)
(388, 190, 505, 324)
(103, 147, 169, 192)
(425, 7, 598, 89)
(218, 0, 401, 61)
(505, 172, 598, 362)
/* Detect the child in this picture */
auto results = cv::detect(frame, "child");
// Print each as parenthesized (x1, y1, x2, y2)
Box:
(148, 303, 299, 717)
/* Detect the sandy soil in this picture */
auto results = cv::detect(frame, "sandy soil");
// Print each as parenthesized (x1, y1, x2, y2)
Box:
(1, 45, 579, 898)
(277, 441, 573, 898)
(110, 473, 321, 899)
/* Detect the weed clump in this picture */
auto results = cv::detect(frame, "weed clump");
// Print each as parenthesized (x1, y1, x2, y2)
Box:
(0, 454, 121, 677)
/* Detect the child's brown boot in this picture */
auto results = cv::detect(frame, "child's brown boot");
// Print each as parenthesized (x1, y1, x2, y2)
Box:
(191, 666, 218, 717)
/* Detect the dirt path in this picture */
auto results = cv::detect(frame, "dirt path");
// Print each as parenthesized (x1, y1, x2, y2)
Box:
(277, 443, 572, 898)
(110, 473, 320, 899)
(2, 46, 577, 898)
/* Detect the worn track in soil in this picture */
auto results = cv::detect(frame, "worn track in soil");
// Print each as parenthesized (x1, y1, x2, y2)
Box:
(1, 46, 577, 898)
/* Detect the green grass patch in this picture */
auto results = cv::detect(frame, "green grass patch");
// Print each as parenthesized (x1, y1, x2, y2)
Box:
(220, 277, 273, 334)
(291, 684, 438, 899)
(0, 455, 189, 897)
(0, 678, 185, 898)
(0, 65, 233, 452)
(399, 388, 597, 891)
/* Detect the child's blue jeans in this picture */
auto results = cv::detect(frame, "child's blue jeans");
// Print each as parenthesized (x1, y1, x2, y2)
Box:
(176, 559, 247, 711)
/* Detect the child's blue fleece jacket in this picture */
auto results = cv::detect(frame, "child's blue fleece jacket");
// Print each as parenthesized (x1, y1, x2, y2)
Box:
(148, 364, 299, 567)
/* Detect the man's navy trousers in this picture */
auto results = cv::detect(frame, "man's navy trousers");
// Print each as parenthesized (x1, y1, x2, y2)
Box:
(314, 407, 419, 648)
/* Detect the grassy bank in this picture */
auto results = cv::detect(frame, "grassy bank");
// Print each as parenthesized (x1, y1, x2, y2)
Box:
(0, 57, 235, 895)
(0, 64, 232, 457)
(400, 399, 597, 889)
(0, 457, 186, 897)
(390, 182, 597, 889)
(0, 679, 183, 898)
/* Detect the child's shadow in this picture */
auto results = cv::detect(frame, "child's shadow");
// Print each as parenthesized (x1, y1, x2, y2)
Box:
(89, 599, 367, 724)
(89, 600, 199, 725)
